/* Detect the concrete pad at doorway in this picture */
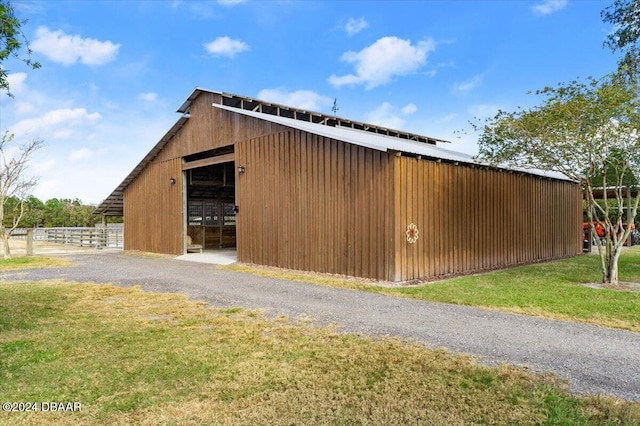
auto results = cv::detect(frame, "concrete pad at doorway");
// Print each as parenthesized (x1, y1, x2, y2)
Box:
(175, 249, 237, 265)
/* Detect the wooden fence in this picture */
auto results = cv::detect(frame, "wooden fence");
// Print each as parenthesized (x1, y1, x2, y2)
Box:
(11, 226, 124, 249)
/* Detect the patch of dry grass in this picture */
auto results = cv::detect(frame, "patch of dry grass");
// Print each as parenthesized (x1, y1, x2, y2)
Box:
(123, 250, 176, 259)
(221, 263, 388, 290)
(1, 281, 638, 425)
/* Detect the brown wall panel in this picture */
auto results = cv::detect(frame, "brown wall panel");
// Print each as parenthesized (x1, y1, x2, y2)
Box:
(393, 156, 582, 282)
(124, 158, 183, 254)
(236, 130, 394, 280)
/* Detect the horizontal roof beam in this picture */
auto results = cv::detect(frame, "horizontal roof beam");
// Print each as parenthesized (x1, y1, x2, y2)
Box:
(182, 153, 235, 170)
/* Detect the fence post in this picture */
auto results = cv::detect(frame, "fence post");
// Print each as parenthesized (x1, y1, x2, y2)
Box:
(26, 229, 33, 256)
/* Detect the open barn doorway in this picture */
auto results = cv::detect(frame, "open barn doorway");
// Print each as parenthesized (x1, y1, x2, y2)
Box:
(184, 150, 237, 255)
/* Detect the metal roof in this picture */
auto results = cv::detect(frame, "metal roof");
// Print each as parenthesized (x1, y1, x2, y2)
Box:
(212, 103, 571, 181)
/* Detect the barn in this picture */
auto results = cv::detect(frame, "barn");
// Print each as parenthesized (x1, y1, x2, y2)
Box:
(95, 88, 583, 282)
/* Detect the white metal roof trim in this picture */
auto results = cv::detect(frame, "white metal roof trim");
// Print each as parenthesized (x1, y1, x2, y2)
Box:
(212, 103, 570, 181)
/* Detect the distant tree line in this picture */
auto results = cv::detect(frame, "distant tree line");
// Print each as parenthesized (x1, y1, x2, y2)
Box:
(2, 196, 122, 228)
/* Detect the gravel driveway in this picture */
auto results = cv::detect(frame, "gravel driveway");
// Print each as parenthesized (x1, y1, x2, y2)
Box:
(2, 251, 639, 401)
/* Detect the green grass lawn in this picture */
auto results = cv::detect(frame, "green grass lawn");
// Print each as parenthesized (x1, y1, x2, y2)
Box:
(0, 281, 638, 425)
(226, 248, 640, 332)
(0, 256, 71, 271)
(384, 253, 640, 331)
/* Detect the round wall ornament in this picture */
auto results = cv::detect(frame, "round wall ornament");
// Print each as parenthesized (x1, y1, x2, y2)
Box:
(406, 223, 419, 244)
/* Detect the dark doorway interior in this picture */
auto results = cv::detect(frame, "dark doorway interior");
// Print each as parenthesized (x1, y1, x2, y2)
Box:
(186, 161, 236, 249)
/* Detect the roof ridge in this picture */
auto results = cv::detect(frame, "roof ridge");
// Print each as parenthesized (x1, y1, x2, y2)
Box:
(179, 88, 451, 146)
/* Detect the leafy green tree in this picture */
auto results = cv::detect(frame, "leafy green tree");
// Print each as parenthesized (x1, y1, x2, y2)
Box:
(473, 74, 640, 285)
(0, 0, 40, 96)
(3, 195, 45, 228)
(43, 198, 62, 227)
(22, 195, 44, 227)
(2, 194, 117, 228)
(64, 198, 95, 227)
(37, 198, 103, 227)
(1, 195, 18, 226)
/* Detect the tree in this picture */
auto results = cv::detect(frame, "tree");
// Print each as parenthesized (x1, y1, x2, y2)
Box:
(22, 195, 44, 227)
(43, 197, 62, 227)
(36, 197, 104, 227)
(0, 0, 40, 96)
(0, 132, 43, 258)
(473, 74, 640, 285)
(603, 0, 640, 74)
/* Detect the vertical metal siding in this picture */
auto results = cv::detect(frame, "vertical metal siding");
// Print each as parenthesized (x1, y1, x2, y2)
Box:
(393, 156, 582, 282)
(124, 158, 183, 254)
(236, 130, 394, 280)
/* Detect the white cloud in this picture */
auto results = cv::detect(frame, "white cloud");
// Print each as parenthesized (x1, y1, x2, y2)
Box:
(52, 129, 73, 139)
(345, 17, 368, 36)
(452, 74, 483, 96)
(2, 75, 47, 115)
(6, 72, 28, 95)
(257, 88, 333, 111)
(31, 158, 56, 175)
(15, 101, 37, 115)
(204, 36, 249, 58)
(138, 92, 158, 102)
(448, 132, 480, 156)
(532, 0, 568, 15)
(217, 0, 246, 6)
(32, 178, 63, 201)
(366, 101, 417, 130)
(10, 108, 102, 139)
(401, 103, 417, 115)
(69, 147, 95, 163)
(8, 101, 177, 204)
(329, 36, 436, 89)
(31, 26, 120, 66)
(367, 103, 404, 129)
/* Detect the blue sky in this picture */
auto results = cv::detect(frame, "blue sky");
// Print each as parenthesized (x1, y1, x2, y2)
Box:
(0, 0, 620, 204)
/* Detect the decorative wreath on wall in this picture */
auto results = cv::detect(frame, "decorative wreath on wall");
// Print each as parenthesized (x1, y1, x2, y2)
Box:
(406, 223, 419, 244)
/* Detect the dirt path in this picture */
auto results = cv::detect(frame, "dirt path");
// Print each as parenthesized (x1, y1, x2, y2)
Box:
(3, 252, 639, 401)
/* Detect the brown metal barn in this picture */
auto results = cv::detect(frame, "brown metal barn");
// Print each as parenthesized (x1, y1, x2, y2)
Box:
(95, 89, 583, 282)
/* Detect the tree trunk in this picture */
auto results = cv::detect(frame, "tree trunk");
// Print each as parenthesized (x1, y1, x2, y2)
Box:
(585, 187, 610, 283)
(1, 226, 11, 259)
(610, 250, 621, 285)
(601, 242, 623, 285)
(604, 252, 620, 285)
